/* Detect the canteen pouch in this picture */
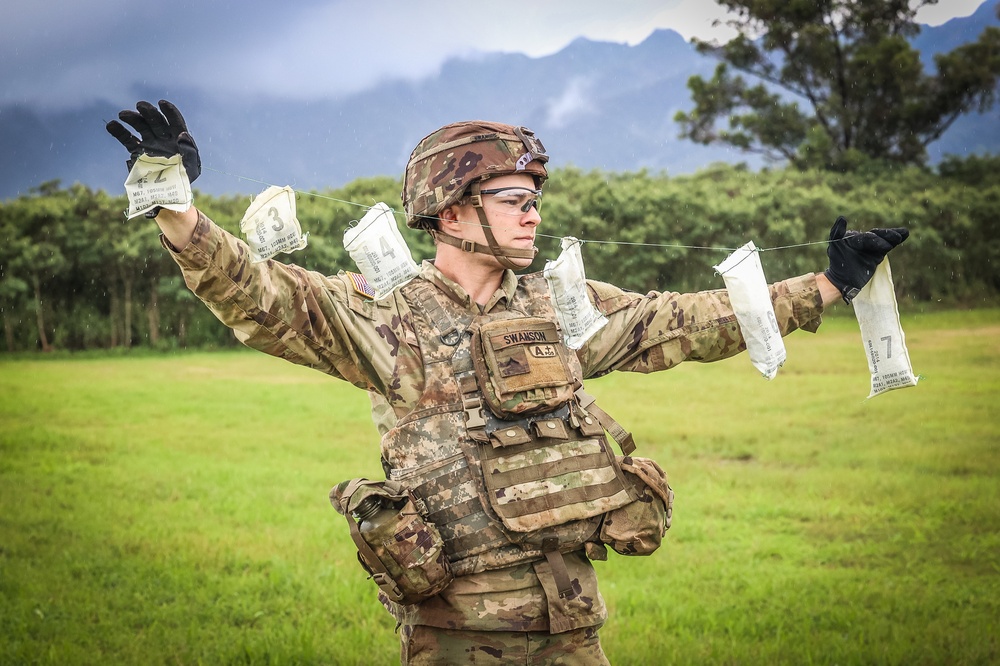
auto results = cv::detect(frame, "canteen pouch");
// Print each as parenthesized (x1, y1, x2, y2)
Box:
(599, 456, 674, 556)
(329, 478, 453, 605)
(471, 316, 577, 418)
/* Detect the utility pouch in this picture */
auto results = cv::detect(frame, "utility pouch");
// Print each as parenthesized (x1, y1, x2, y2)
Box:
(329, 478, 453, 605)
(471, 316, 576, 418)
(599, 456, 674, 556)
(478, 428, 638, 534)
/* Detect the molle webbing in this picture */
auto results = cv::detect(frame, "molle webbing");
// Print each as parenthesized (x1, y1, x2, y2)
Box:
(472, 421, 637, 533)
(451, 301, 638, 535)
(388, 278, 639, 582)
(389, 280, 511, 566)
(406, 454, 508, 562)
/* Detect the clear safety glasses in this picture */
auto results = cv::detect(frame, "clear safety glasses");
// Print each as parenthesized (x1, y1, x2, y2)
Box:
(478, 186, 543, 215)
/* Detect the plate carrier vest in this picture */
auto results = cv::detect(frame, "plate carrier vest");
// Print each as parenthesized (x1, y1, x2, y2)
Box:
(377, 274, 640, 597)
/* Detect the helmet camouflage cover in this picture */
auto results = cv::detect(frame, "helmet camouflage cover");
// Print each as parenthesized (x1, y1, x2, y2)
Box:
(402, 120, 549, 229)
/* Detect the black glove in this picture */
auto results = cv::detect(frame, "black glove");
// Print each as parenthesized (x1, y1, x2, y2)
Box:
(825, 216, 909, 303)
(106, 100, 201, 183)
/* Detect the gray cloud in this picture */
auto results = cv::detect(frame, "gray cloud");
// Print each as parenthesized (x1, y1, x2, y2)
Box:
(1, 0, 984, 110)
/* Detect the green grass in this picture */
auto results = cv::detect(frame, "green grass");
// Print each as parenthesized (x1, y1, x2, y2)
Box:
(1, 308, 998, 665)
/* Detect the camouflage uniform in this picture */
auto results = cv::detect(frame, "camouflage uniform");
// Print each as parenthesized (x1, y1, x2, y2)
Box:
(401, 623, 608, 665)
(164, 209, 825, 660)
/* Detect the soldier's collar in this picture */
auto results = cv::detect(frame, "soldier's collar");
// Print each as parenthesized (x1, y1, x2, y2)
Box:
(420, 260, 473, 309)
(420, 261, 517, 312)
(492, 269, 518, 308)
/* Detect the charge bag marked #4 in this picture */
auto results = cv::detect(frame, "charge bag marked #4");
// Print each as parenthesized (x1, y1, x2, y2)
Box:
(343, 202, 419, 300)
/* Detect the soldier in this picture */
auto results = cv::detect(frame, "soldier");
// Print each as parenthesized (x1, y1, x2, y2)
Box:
(107, 101, 907, 665)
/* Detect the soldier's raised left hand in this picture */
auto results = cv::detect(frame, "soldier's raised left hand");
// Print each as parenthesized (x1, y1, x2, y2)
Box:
(106, 100, 201, 182)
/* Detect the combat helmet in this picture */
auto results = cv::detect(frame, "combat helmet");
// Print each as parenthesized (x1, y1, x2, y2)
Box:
(402, 120, 548, 269)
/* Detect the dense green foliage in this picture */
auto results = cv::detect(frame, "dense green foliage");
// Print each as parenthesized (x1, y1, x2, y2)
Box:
(675, 0, 1000, 170)
(1, 311, 998, 664)
(1, 159, 998, 352)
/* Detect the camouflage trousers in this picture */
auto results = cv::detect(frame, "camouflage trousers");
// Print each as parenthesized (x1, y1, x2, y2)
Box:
(400, 624, 610, 665)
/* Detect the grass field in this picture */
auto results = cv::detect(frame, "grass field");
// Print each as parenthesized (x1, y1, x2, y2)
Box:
(1, 308, 998, 665)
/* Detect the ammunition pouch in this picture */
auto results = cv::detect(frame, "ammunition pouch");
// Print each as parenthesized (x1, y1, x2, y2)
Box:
(599, 456, 674, 556)
(476, 404, 638, 537)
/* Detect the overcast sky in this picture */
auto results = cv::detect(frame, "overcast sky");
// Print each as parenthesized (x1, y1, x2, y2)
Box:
(0, 0, 987, 110)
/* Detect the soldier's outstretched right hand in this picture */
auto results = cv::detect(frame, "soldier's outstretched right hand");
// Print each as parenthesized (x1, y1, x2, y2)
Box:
(106, 100, 201, 182)
(824, 216, 908, 304)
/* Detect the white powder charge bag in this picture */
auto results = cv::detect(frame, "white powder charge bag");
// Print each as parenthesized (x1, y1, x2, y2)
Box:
(714, 241, 786, 379)
(343, 203, 419, 300)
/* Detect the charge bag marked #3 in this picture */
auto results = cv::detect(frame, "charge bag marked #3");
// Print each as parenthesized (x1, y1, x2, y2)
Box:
(239, 186, 309, 263)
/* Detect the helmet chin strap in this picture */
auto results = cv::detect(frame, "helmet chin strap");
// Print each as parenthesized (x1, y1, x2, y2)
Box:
(433, 180, 537, 271)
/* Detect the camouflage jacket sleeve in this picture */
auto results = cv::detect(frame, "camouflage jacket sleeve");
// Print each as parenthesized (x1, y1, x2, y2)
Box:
(162, 210, 405, 393)
(578, 274, 824, 378)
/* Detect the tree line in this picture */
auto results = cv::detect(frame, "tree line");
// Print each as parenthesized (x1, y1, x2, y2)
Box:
(1, 156, 997, 353)
(4, 0, 998, 353)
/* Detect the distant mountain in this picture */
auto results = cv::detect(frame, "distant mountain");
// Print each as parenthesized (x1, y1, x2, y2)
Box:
(913, 0, 1000, 62)
(2, 1, 998, 202)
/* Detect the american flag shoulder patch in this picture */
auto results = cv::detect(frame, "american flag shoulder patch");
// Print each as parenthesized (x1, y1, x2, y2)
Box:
(346, 271, 376, 299)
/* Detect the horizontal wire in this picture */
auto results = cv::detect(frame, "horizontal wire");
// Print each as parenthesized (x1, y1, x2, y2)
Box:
(535, 232, 739, 252)
(203, 166, 838, 254)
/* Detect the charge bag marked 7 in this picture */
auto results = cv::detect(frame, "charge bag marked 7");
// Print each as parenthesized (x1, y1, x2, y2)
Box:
(124, 154, 193, 219)
(852, 259, 918, 398)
